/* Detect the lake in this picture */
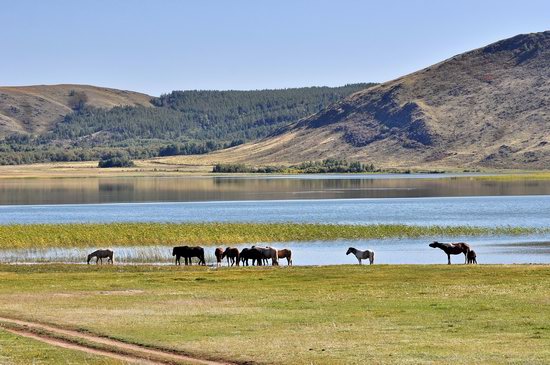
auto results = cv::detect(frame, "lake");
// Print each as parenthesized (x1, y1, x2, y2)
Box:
(1, 174, 549, 264)
(0, 175, 549, 227)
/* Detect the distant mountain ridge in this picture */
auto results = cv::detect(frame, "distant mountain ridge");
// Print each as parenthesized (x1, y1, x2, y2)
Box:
(196, 31, 549, 169)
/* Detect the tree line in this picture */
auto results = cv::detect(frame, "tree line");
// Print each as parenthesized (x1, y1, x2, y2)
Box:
(0, 84, 374, 165)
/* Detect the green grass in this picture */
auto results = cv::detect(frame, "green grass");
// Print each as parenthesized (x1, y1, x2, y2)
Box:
(0, 223, 548, 249)
(0, 264, 548, 364)
(0, 329, 123, 365)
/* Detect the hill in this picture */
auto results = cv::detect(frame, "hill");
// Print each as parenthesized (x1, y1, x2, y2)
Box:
(0, 84, 152, 137)
(178, 31, 549, 170)
(0, 84, 374, 164)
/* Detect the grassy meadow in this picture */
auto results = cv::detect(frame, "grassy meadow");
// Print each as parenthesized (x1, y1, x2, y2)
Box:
(0, 264, 548, 364)
(1, 222, 548, 249)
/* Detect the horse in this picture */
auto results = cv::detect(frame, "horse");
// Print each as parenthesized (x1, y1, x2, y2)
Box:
(277, 249, 292, 265)
(252, 246, 279, 266)
(467, 249, 477, 264)
(172, 246, 206, 266)
(87, 249, 113, 265)
(346, 247, 374, 265)
(214, 247, 224, 267)
(222, 247, 240, 266)
(429, 241, 471, 264)
(240, 247, 263, 266)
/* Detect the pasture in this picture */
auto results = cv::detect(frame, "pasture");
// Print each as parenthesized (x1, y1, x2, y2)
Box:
(0, 264, 548, 364)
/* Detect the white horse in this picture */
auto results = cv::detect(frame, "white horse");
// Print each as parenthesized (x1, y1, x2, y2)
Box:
(346, 247, 374, 265)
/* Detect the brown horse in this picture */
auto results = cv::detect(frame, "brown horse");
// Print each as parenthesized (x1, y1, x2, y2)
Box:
(87, 249, 113, 265)
(214, 247, 224, 267)
(277, 249, 292, 265)
(467, 249, 477, 264)
(429, 241, 471, 264)
(222, 247, 240, 266)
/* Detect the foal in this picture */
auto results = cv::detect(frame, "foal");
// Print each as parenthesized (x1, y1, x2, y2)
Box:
(214, 247, 224, 267)
(467, 249, 477, 264)
(346, 247, 375, 265)
(429, 241, 471, 264)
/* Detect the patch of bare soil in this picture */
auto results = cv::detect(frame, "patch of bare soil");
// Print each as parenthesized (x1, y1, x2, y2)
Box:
(0, 316, 235, 365)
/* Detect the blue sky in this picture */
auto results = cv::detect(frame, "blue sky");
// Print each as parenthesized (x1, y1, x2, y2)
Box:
(1, 0, 548, 95)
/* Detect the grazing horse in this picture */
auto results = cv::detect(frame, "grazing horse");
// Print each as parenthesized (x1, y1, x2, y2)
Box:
(240, 247, 263, 266)
(467, 249, 477, 264)
(222, 247, 240, 266)
(253, 246, 279, 266)
(172, 246, 206, 266)
(429, 241, 471, 264)
(87, 249, 113, 265)
(214, 247, 224, 267)
(346, 247, 374, 265)
(277, 249, 292, 265)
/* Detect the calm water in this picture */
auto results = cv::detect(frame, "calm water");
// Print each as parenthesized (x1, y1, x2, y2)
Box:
(1, 236, 548, 265)
(1, 174, 550, 205)
(1, 195, 549, 226)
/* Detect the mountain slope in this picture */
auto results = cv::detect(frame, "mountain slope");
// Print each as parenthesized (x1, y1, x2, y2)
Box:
(0, 84, 152, 136)
(190, 31, 549, 169)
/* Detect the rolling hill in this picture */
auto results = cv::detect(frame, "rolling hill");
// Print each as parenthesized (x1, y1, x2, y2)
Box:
(0, 84, 152, 137)
(177, 31, 549, 169)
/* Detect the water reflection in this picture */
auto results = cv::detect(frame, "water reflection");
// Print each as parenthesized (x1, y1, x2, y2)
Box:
(1, 174, 550, 205)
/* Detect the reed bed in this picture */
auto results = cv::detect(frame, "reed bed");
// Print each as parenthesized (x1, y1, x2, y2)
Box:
(0, 223, 547, 249)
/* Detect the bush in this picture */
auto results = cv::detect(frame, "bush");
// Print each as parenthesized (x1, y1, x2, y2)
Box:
(98, 152, 135, 168)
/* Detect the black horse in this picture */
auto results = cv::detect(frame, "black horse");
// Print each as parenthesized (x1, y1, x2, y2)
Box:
(240, 247, 264, 266)
(172, 246, 205, 266)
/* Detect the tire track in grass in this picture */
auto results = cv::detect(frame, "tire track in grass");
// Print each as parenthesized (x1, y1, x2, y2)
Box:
(0, 316, 236, 365)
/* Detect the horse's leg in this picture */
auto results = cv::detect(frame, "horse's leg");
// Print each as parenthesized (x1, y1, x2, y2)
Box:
(464, 252, 468, 264)
(447, 254, 451, 265)
(96, 257, 99, 265)
(357, 257, 362, 265)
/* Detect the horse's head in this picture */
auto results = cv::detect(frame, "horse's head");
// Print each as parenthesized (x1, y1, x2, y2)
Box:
(86, 254, 92, 264)
(346, 247, 354, 255)
(222, 247, 230, 258)
(429, 241, 439, 248)
(172, 247, 177, 256)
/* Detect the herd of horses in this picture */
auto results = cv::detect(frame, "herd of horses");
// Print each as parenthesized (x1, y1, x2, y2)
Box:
(86, 241, 478, 266)
(173, 245, 292, 266)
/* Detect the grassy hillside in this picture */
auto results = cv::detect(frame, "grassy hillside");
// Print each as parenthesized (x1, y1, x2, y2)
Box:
(0, 84, 152, 137)
(173, 31, 549, 170)
(0, 84, 373, 165)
